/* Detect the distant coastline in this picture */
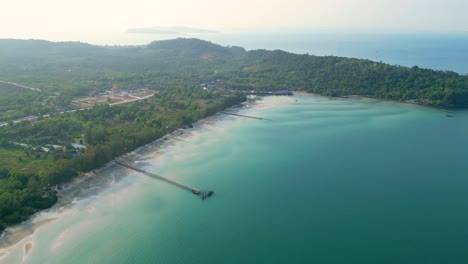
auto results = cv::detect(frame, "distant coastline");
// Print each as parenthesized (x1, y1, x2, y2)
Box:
(10, 31, 466, 74)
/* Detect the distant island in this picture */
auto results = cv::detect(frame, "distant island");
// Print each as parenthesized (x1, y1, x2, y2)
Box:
(0, 37, 468, 232)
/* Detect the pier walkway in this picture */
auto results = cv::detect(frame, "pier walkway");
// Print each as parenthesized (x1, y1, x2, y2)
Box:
(220, 111, 270, 120)
(114, 160, 201, 195)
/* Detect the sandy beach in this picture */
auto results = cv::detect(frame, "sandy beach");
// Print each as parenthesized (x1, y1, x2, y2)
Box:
(25, 242, 32, 255)
(0, 99, 264, 249)
(0, 101, 256, 254)
(0, 218, 59, 250)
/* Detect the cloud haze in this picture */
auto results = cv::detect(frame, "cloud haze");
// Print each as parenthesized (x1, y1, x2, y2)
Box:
(1, 0, 467, 37)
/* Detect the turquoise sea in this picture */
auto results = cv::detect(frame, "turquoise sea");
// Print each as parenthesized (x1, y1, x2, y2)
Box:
(2, 94, 468, 263)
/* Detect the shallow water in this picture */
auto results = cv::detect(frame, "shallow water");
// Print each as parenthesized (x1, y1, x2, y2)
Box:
(2, 94, 468, 263)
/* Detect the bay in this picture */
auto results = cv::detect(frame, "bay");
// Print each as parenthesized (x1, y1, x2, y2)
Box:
(2, 94, 468, 263)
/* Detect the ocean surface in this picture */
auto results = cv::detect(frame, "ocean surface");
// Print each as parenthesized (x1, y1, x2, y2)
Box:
(1, 94, 468, 263)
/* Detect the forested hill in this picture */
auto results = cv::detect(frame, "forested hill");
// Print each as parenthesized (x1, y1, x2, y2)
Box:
(147, 38, 246, 57)
(230, 49, 468, 106)
(0, 38, 468, 106)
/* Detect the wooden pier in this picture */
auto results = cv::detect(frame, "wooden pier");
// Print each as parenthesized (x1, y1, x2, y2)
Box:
(220, 111, 270, 120)
(114, 160, 202, 195)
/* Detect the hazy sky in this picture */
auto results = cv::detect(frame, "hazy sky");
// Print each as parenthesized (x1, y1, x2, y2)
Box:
(1, 0, 467, 37)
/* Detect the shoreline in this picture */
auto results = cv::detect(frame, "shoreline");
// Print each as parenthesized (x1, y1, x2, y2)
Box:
(0, 218, 59, 249)
(0, 100, 257, 250)
(2, 91, 444, 250)
(0, 92, 454, 256)
(295, 91, 462, 114)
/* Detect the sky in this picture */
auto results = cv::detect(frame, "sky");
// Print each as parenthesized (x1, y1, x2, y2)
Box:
(1, 0, 467, 39)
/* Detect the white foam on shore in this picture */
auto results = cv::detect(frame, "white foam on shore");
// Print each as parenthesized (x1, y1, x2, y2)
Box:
(0, 98, 290, 263)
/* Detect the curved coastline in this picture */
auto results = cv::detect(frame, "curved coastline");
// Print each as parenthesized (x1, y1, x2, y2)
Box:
(0, 100, 258, 252)
(1, 93, 467, 263)
(0, 92, 455, 256)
